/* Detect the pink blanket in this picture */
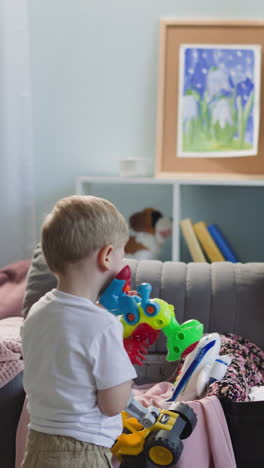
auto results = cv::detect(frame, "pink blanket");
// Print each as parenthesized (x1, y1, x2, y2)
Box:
(0, 259, 31, 320)
(129, 382, 237, 468)
(0, 317, 24, 389)
(16, 382, 236, 468)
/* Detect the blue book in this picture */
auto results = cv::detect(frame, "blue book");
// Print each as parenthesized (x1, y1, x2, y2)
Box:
(207, 224, 239, 263)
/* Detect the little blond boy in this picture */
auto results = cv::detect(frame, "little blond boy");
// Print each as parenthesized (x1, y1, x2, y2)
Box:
(21, 195, 137, 468)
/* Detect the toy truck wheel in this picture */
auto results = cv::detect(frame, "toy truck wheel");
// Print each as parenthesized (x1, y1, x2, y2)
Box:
(170, 402, 197, 439)
(144, 430, 183, 467)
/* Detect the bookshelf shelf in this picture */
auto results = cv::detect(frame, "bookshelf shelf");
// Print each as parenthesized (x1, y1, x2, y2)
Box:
(76, 176, 264, 262)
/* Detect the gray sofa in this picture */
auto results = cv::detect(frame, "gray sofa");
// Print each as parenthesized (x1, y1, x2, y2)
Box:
(1, 244, 264, 467)
(23, 245, 264, 351)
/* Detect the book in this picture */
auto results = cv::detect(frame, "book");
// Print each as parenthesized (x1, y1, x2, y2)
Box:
(193, 221, 225, 262)
(207, 224, 239, 263)
(179, 218, 207, 262)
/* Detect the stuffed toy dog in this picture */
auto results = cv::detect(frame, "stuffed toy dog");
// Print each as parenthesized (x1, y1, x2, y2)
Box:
(125, 208, 172, 260)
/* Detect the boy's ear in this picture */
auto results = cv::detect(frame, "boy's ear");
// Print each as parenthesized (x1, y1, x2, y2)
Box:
(97, 245, 113, 271)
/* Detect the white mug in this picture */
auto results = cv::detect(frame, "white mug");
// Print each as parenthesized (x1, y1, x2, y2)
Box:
(119, 158, 151, 177)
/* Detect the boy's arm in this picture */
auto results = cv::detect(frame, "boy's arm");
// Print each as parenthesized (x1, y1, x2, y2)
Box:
(97, 380, 133, 417)
(90, 318, 137, 416)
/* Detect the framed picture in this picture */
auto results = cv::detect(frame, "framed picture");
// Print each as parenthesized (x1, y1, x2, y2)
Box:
(178, 44, 261, 158)
(156, 19, 264, 179)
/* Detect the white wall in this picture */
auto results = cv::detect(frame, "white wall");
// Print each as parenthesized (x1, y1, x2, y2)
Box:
(27, 0, 264, 238)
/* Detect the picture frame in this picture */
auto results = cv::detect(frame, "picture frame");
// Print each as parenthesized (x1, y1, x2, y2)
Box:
(155, 19, 264, 180)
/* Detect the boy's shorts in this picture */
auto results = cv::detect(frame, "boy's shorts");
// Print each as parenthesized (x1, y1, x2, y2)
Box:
(21, 430, 113, 468)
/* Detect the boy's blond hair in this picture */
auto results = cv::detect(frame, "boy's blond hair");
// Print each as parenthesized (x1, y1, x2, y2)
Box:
(41, 195, 129, 274)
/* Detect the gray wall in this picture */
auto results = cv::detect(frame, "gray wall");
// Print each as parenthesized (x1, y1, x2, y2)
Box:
(26, 0, 264, 261)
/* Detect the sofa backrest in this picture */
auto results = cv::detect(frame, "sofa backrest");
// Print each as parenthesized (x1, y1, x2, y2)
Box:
(126, 259, 264, 351)
(23, 245, 264, 351)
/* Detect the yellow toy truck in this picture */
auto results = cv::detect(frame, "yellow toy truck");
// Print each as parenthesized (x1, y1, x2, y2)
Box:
(112, 394, 197, 468)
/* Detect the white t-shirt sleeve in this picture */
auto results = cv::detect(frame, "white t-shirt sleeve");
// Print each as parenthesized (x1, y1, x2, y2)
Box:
(89, 320, 137, 390)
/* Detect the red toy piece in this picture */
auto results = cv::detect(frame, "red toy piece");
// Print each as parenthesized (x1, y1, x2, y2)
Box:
(124, 324, 160, 365)
(116, 265, 131, 293)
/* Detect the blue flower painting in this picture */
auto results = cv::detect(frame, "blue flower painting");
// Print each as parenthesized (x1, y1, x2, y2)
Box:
(177, 44, 261, 157)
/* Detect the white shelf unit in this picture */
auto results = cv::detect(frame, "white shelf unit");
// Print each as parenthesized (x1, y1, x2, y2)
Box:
(76, 176, 264, 262)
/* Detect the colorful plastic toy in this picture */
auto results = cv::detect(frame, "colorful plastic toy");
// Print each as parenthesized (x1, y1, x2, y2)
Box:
(167, 332, 233, 402)
(112, 394, 197, 468)
(100, 266, 203, 365)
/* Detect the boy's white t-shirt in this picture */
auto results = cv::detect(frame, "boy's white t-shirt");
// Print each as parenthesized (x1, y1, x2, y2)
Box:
(21, 289, 137, 447)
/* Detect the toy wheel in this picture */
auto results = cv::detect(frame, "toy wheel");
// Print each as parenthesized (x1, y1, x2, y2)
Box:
(170, 402, 197, 439)
(144, 430, 183, 467)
